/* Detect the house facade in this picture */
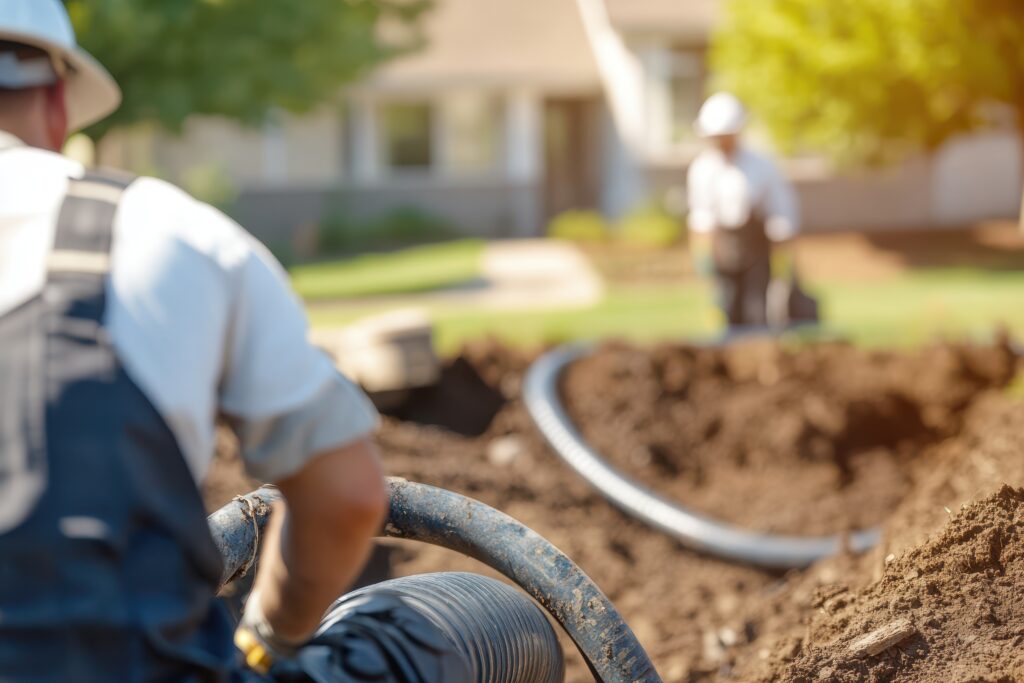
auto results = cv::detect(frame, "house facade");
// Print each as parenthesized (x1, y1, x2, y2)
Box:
(100, 0, 1023, 246)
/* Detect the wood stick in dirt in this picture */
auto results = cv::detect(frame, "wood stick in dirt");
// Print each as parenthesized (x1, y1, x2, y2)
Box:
(849, 618, 917, 658)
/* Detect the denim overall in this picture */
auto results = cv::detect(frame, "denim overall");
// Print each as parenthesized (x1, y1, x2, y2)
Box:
(0, 170, 236, 681)
(711, 212, 772, 327)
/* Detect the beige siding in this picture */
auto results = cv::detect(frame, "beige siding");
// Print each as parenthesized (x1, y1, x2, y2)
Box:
(363, 0, 600, 93)
(101, 110, 345, 188)
(282, 109, 345, 185)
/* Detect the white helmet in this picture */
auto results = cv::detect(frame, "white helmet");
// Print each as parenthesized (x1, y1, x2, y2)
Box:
(0, 0, 121, 131)
(695, 92, 747, 138)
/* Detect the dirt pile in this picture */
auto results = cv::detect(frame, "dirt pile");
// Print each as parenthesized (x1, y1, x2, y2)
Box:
(562, 339, 1016, 535)
(768, 486, 1024, 682)
(205, 338, 1024, 683)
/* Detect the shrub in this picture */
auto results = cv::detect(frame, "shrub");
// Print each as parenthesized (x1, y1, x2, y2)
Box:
(318, 211, 361, 254)
(364, 207, 460, 247)
(618, 204, 684, 248)
(548, 210, 611, 243)
(318, 206, 459, 254)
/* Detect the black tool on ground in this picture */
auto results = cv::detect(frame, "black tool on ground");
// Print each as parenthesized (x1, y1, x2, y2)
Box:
(767, 273, 820, 328)
(209, 479, 662, 683)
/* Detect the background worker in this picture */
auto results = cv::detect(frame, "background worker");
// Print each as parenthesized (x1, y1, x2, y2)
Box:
(687, 92, 801, 329)
(0, 1, 440, 679)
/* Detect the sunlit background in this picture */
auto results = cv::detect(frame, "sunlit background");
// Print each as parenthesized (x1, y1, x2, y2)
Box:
(65, 0, 1024, 354)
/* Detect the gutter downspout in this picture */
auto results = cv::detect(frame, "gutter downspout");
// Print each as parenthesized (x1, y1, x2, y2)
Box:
(575, 0, 649, 218)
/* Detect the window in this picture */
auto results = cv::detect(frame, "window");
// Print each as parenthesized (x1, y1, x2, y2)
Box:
(667, 47, 706, 144)
(377, 96, 502, 176)
(382, 103, 433, 169)
(444, 95, 501, 174)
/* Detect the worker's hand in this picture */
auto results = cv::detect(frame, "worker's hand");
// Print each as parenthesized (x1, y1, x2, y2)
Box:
(235, 591, 305, 674)
(689, 232, 714, 277)
(693, 252, 714, 277)
(771, 243, 796, 282)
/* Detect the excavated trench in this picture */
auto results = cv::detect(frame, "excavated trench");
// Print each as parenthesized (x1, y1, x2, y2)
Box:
(206, 337, 1024, 683)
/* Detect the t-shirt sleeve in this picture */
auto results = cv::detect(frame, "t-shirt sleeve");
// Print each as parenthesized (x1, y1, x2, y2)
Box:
(687, 157, 716, 234)
(217, 224, 378, 483)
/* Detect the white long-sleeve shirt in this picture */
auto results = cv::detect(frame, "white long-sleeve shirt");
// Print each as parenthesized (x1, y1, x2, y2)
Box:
(0, 130, 378, 485)
(687, 145, 800, 242)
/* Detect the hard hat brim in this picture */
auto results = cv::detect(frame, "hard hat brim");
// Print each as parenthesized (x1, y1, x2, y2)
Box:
(0, 28, 121, 132)
(695, 121, 746, 139)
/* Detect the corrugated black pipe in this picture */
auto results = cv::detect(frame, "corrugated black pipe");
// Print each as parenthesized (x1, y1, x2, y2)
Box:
(329, 572, 565, 683)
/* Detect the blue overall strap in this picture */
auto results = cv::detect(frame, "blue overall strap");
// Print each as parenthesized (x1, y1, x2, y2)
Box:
(49, 170, 133, 283)
(38, 168, 232, 680)
(45, 170, 135, 346)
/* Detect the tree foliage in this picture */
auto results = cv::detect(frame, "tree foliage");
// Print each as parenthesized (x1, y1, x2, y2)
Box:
(711, 0, 1024, 165)
(66, 0, 430, 139)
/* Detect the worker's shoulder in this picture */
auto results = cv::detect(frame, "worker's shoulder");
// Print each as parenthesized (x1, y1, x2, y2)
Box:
(117, 174, 255, 268)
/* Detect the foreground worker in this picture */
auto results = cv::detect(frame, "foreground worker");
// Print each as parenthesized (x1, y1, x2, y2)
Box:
(0, 2, 471, 680)
(686, 92, 802, 329)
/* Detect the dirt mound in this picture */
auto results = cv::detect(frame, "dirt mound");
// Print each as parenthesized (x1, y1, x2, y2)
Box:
(561, 339, 1016, 535)
(204, 338, 1024, 683)
(770, 486, 1024, 682)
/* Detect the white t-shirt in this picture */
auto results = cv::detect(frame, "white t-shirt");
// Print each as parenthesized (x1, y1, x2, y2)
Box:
(686, 145, 800, 242)
(0, 131, 378, 484)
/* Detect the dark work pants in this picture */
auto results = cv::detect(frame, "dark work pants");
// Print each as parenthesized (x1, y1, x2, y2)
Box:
(715, 254, 771, 328)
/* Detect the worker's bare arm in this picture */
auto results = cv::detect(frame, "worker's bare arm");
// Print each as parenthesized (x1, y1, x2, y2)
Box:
(248, 437, 387, 645)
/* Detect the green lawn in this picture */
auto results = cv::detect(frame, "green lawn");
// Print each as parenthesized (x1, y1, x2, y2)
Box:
(290, 240, 484, 301)
(814, 269, 1024, 347)
(300, 245, 1024, 355)
(430, 285, 718, 352)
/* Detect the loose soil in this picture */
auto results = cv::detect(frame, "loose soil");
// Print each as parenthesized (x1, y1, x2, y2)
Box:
(205, 338, 1024, 683)
(775, 485, 1024, 682)
(562, 339, 1016, 536)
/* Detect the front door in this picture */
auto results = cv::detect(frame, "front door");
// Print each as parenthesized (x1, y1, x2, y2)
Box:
(543, 98, 601, 221)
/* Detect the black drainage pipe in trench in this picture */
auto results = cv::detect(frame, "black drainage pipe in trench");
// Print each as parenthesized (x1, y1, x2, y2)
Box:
(209, 478, 662, 683)
(522, 341, 880, 570)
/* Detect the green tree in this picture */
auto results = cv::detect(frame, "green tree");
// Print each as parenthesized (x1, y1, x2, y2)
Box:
(711, 0, 1024, 165)
(66, 0, 429, 140)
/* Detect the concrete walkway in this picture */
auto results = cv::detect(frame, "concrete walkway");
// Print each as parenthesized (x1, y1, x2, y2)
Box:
(308, 240, 605, 317)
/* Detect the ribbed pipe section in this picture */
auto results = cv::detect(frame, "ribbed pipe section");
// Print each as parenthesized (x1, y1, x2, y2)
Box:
(342, 573, 564, 683)
(212, 481, 662, 682)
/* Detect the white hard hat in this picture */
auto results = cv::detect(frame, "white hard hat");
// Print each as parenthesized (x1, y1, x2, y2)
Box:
(0, 0, 121, 131)
(695, 92, 747, 138)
